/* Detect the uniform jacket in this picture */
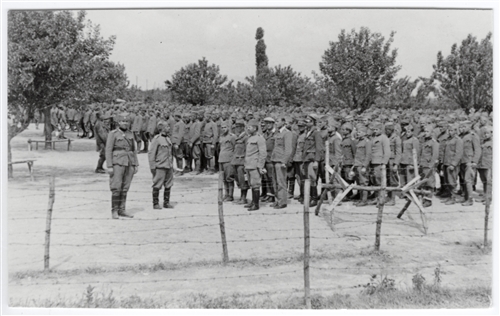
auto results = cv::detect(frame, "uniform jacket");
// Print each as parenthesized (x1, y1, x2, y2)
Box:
(443, 136, 463, 167)
(90, 111, 97, 125)
(66, 108, 76, 121)
(341, 137, 357, 166)
(388, 133, 402, 165)
(271, 126, 293, 164)
(172, 120, 186, 146)
(328, 133, 343, 166)
(148, 134, 173, 169)
(302, 127, 324, 162)
(293, 132, 305, 162)
(83, 109, 91, 124)
(264, 129, 276, 163)
(183, 121, 191, 143)
(478, 139, 492, 169)
(50, 108, 59, 126)
(189, 120, 202, 145)
(218, 133, 236, 163)
(289, 131, 299, 165)
(131, 114, 143, 132)
(202, 121, 218, 145)
(140, 114, 149, 132)
(146, 115, 157, 135)
(354, 138, 372, 168)
(419, 137, 439, 168)
(437, 131, 450, 164)
(460, 132, 481, 164)
(401, 136, 420, 165)
(370, 134, 391, 165)
(94, 120, 109, 150)
(231, 132, 247, 166)
(244, 134, 267, 170)
(105, 129, 139, 168)
(319, 128, 329, 161)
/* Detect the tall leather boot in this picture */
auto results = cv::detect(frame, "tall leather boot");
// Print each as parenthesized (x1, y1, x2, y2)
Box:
(287, 179, 295, 199)
(226, 182, 234, 202)
(298, 181, 305, 203)
(95, 157, 105, 173)
(309, 186, 318, 207)
(462, 183, 474, 206)
(153, 188, 161, 209)
(140, 140, 149, 153)
(248, 188, 260, 211)
(386, 191, 396, 206)
(118, 192, 133, 218)
(136, 140, 142, 152)
(356, 191, 368, 207)
(164, 187, 174, 208)
(195, 159, 202, 175)
(222, 180, 229, 201)
(111, 192, 120, 219)
(235, 189, 248, 205)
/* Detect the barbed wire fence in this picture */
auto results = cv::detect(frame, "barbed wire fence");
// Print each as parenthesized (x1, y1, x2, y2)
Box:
(7, 143, 493, 308)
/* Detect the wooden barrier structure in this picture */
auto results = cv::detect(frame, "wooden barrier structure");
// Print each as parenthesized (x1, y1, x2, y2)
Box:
(8, 159, 36, 181)
(28, 138, 72, 151)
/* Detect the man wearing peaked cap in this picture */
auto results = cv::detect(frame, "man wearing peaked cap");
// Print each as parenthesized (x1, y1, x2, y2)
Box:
(457, 120, 481, 206)
(172, 111, 186, 175)
(243, 119, 267, 211)
(302, 114, 324, 207)
(94, 113, 112, 174)
(105, 114, 138, 219)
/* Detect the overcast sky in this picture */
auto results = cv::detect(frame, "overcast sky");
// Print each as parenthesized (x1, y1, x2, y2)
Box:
(83, 8, 493, 89)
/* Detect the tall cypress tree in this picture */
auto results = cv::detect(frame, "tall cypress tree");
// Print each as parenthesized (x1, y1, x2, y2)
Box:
(255, 27, 268, 77)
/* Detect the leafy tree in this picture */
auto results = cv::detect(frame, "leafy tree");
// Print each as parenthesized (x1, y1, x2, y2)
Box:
(165, 57, 228, 105)
(319, 27, 401, 113)
(431, 33, 493, 113)
(255, 27, 268, 77)
(8, 10, 128, 157)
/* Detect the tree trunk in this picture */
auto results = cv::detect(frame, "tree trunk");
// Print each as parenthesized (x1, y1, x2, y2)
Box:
(44, 106, 53, 149)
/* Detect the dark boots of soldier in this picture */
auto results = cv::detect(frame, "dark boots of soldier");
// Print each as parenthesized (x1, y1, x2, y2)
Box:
(356, 191, 368, 207)
(111, 192, 120, 219)
(244, 189, 255, 208)
(234, 189, 248, 205)
(309, 186, 318, 207)
(164, 188, 174, 208)
(95, 158, 106, 173)
(260, 185, 268, 202)
(136, 140, 142, 152)
(153, 188, 161, 209)
(140, 141, 148, 153)
(222, 181, 229, 201)
(225, 182, 234, 202)
(248, 188, 260, 211)
(385, 191, 396, 206)
(287, 178, 295, 199)
(195, 160, 202, 175)
(118, 192, 133, 218)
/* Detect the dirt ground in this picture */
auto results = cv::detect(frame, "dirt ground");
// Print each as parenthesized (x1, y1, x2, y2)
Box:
(6, 125, 494, 306)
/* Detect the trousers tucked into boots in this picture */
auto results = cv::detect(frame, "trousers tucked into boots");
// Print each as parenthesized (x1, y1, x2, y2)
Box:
(164, 187, 173, 208)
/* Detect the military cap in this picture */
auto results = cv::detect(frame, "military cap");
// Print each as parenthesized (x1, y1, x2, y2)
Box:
(400, 118, 410, 125)
(263, 117, 275, 123)
(157, 120, 168, 127)
(248, 119, 259, 127)
(297, 119, 306, 127)
(484, 125, 493, 133)
(356, 124, 367, 133)
(370, 121, 384, 130)
(174, 112, 182, 117)
(221, 121, 230, 128)
(385, 122, 395, 128)
(117, 114, 129, 122)
(328, 118, 341, 129)
(235, 119, 246, 126)
(437, 121, 447, 128)
(459, 120, 472, 127)
(344, 115, 354, 122)
(307, 113, 318, 122)
(101, 114, 111, 120)
(342, 122, 353, 131)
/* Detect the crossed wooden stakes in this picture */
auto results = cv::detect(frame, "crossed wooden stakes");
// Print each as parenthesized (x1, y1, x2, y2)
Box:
(315, 166, 431, 235)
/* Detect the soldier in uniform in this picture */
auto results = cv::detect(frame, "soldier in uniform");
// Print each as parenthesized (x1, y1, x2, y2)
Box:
(442, 123, 464, 205)
(458, 121, 481, 206)
(292, 120, 307, 203)
(219, 122, 236, 202)
(94, 112, 111, 173)
(476, 125, 492, 204)
(419, 125, 439, 207)
(105, 115, 138, 219)
(148, 120, 174, 209)
(435, 121, 450, 198)
(340, 123, 357, 200)
(202, 112, 218, 174)
(131, 109, 143, 152)
(400, 124, 420, 187)
(271, 117, 293, 209)
(172, 112, 186, 174)
(352, 124, 372, 207)
(182, 113, 193, 173)
(243, 119, 267, 211)
(302, 114, 324, 207)
(327, 119, 343, 200)
(189, 111, 204, 174)
(139, 109, 149, 153)
(287, 117, 299, 199)
(231, 119, 250, 204)
(368, 121, 391, 204)
(385, 122, 401, 205)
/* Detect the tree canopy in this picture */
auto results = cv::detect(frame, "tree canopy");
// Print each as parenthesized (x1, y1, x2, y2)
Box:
(165, 57, 228, 105)
(431, 32, 493, 113)
(319, 27, 401, 113)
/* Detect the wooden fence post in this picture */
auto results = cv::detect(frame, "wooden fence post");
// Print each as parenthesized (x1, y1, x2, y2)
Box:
(218, 171, 229, 264)
(374, 165, 387, 251)
(325, 140, 332, 203)
(44, 175, 55, 272)
(303, 179, 311, 309)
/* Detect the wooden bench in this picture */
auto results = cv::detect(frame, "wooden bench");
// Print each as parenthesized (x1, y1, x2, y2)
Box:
(8, 159, 36, 181)
(27, 138, 72, 151)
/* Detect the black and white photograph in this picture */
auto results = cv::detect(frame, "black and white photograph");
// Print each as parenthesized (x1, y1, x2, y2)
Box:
(2, 2, 497, 313)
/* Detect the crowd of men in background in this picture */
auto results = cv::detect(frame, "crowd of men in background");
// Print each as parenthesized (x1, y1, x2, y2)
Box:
(40, 101, 493, 212)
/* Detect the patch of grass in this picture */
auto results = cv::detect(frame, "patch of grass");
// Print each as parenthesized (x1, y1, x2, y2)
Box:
(10, 285, 491, 309)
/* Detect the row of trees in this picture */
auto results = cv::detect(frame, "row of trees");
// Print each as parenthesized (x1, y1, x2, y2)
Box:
(166, 27, 493, 114)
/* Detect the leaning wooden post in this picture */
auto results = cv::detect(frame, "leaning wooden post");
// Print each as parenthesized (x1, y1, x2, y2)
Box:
(303, 179, 311, 309)
(374, 165, 387, 251)
(217, 171, 229, 264)
(412, 148, 419, 180)
(44, 175, 55, 272)
(484, 169, 492, 249)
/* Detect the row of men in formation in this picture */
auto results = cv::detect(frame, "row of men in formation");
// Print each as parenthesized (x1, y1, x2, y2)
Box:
(99, 105, 493, 217)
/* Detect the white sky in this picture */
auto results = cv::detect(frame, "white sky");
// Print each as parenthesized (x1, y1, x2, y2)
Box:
(80, 9, 491, 89)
